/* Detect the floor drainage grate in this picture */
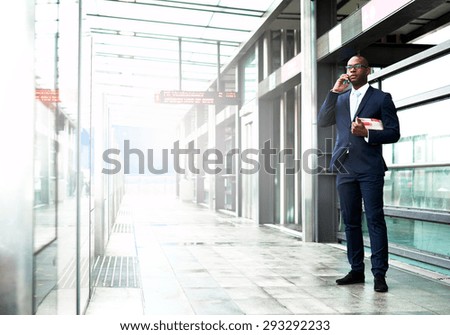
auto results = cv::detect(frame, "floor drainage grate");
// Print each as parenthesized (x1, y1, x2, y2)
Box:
(112, 223, 134, 233)
(92, 256, 140, 288)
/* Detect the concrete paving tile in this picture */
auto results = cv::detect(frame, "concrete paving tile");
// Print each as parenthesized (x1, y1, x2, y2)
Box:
(238, 268, 280, 277)
(183, 287, 232, 301)
(233, 297, 293, 315)
(262, 286, 314, 299)
(86, 288, 143, 315)
(175, 274, 220, 288)
(329, 299, 433, 315)
(213, 275, 258, 287)
(277, 298, 339, 314)
(208, 268, 245, 277)
(142, 285, 186, 301)
(306, 284, 365, 299)
(248, 275, 296, 287)
(189, 299, 243, 315)
(282, 275, 330, 287)
(224, 287, 272, 300)
(143, 297, 195, 315)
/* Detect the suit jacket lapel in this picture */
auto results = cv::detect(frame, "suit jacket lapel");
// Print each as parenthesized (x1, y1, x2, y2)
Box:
(353, 86, 373, 121)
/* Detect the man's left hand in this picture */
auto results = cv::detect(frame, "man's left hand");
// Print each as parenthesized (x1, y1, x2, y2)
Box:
(351, 118, 368, 137)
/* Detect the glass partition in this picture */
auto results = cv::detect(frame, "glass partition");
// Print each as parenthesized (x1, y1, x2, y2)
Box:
(383, 98, 450, 212)
(33, 0, 89, 315)
(385, 99, 450, 166)
(371, 50, 450, 261)
(33, 0, 59, 314)
(242, 50, 257, 104)
(385, 167, 450, 211)
(285, 89, 296, 223)
(382, 54, 450, 101)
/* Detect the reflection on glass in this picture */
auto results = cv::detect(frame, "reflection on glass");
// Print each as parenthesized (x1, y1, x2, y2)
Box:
(340, 213, 450, 258)
(372, 217, 449, 257)
(384, 167, 450, 211)
(286, 30, 296, 63)
(242, 50, 257, 104)
(273, 99, 281, 223)
(34, 0, 85, 315)
(241, 122, 255, 219)
(285, 88, 296, 223)
(271, 30, 281, 71)
(223, 123, 236, 211)
(383, 99, 450, 211)
(34, 124, 57, 251)
(394, 99, 450, 153)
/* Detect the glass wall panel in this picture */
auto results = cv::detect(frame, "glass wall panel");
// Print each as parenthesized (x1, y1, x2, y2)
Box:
(78, 30, 92, 313)
(197, 135, 208, 205)
(382, 54, 450, 101)
(285, 30, 296, 63)
(241, 120, 255, 219)
(242, 50, 257, 104)
(33, 0, 59, 315)
(223, 123, 236, 211)
(271, 30, 281, 72)
(55, 0, 81, 314)
(373, 52, 450, 263)
(34, 0, 85, 314)
(384, 167, 450, 211)
(285, 89, 296, 223)
(385, 99, 450, 165)
(383, 99, 450, 212)
(273, 100, 281, 223)
(361, 217, 450, 258)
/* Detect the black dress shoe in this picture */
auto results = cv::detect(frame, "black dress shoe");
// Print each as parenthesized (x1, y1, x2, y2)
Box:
(336, 271, 365, 285)
(374, 275, 388, 292)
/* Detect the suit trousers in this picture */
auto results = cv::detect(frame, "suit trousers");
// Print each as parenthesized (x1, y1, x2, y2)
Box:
(337, 169, 389, 277)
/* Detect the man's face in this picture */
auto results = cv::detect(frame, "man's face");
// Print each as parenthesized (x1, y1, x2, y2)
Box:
(346, 57, 370, 87)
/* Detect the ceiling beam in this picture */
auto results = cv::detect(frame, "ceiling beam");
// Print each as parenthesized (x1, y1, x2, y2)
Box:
(90, 28, 241, 46)
(101, 0, 265, 17)
(87, 14, 251, 33)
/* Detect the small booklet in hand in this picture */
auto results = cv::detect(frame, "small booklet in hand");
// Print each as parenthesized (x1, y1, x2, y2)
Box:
(359, 118, 384, 130)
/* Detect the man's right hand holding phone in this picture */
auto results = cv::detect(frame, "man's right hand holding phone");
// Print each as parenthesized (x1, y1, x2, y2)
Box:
(331, 74, 351, 93)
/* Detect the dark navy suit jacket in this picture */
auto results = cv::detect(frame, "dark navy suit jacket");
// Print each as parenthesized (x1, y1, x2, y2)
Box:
(318, 86, 400, 174)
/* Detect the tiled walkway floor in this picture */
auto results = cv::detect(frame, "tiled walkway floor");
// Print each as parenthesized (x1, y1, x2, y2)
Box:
(86, 188, 450, 315)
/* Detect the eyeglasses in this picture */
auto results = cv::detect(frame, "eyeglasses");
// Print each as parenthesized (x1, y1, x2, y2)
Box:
(345, 64, 368, 70)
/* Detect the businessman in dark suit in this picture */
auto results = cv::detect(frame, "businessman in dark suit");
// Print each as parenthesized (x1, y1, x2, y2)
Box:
(318, 55, 400, 292)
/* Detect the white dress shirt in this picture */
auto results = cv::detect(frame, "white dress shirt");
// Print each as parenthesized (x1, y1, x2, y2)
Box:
(350, 82, 369, 121)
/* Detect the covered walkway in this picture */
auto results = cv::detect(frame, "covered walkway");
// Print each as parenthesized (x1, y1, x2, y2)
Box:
(86, 185, 450, 315)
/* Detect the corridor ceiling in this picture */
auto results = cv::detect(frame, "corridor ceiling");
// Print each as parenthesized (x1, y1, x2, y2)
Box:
(82, 0, 381, 129)
(85, 0, 281, 128)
